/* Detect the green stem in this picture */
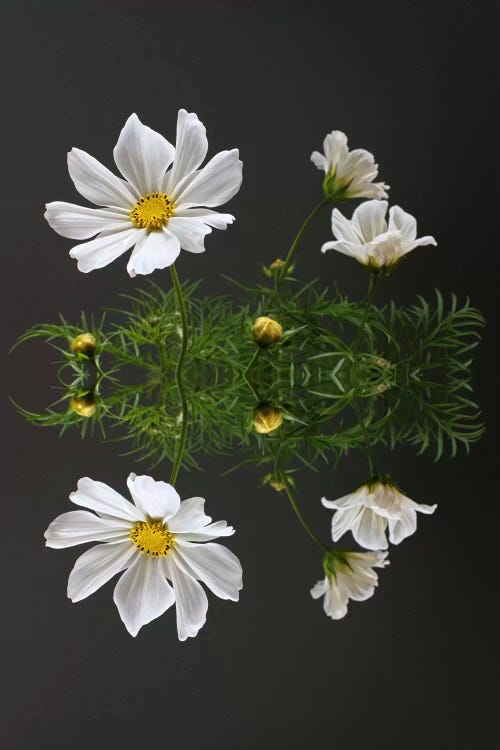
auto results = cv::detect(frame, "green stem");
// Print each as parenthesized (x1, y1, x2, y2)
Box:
(284, 481, 329, 553)
(352, 272, 378, 352)
(169, 264, 189, 486)
(277, 197, 330, 284)
(351, 397, 379, 476)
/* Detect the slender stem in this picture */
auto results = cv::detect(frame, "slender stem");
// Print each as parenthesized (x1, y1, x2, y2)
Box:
(351, 397, 379, 477)
(169, 264, 189, 486)
(284, 482, 329, 553)
(277, 197, 330, 284)
(352, 272, 378, 352)
(242, 348, 260, 377)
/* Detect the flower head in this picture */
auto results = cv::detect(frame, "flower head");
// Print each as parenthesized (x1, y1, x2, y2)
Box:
(70, 333, 96, 356)
(45, 475, 243, 638)
(322, 479, 437, 550)
(311, 131, 389, 200)
(311, 549, 389, 620)
(45, 110, 243, 277)
(321, 200, 436, 271)
(69, 393, 96, 417)
(253, 405, 283, 434)
(253, 316, 283, 346)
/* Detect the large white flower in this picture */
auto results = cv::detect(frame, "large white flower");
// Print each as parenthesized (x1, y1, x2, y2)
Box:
(322, 481, 437, 550)
(311, 130, 389, 200)
(321, 199, 436, 270)
(45, 110, 243, 277)
(44, 474, 243, 639)
(311, 550, 389, 620)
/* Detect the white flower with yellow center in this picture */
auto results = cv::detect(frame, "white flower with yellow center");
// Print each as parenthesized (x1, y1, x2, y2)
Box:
(321, 199, 437, 270)
(44, 474, 243, 638)
(311, 550, 389, 620)
(45, 110, 243, 277)
(311, 130, 389, 200)
(322, 480, 437, 551)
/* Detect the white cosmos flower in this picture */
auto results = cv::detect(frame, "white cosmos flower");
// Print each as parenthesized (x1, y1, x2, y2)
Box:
(44, 474, 243, 639)
(321, 199, 437, 270)
(45, 110, 243, 277)
(311, 130, 389, 200)
(311, 550, 389, 620)
(322, 481, 437, 551)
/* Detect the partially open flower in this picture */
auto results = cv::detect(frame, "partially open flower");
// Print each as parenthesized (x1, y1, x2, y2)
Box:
(253, 405, 283, 434)
(253, 317, 283, 347)
(70, 333, 97, 356)
(70, 394, 96, 418)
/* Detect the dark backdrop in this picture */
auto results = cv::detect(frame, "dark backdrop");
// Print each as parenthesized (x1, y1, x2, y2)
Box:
(2, 1, 497, 748)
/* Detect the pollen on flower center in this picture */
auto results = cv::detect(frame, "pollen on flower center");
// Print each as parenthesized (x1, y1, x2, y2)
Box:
(130, 520, 176, 557)
(130, 193, 175, 231)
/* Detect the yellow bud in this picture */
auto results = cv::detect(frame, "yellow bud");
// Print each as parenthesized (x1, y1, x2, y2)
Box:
(253, 405, 283, 434)
(70, 394, 96, 418)
(371, 383, 389, 394)
(269, 259, 285, 271)
(253, 316, 283, 347)
(70, 333, 96, 356)
(269, 480, 286, 492)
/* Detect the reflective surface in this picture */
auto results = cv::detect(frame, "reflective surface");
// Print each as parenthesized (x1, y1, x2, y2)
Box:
(3, 1, 496, 748)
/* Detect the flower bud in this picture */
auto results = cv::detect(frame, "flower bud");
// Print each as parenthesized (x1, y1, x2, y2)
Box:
(253, 405, 283, 434)
(269, 480, 286, 492)
(253, 317, 283, 347)
(269, 259, 285, 271)
(70, 394, 96, 418)
(70, 333, 96, 356)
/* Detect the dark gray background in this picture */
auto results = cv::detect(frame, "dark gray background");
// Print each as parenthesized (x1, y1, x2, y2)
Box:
(2, 1, 497, 748)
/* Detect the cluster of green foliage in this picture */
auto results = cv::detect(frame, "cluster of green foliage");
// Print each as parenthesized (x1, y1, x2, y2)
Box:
(11, 276, 484, 479)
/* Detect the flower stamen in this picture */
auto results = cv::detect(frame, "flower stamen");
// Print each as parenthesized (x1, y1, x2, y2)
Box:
(130, 192, 175, 231)
(130, 520, 176, 557)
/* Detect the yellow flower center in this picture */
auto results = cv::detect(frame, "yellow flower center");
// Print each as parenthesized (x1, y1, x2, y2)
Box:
(130, 520, 176, 557)
(130, 193, 175, 231)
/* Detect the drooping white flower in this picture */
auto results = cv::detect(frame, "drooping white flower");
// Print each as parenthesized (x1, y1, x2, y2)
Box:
(45, 474, 243, 639)
(322, 480, 437, 551)
(311, 130, 389, 200)
(311, 550, 389, 620)
(45, 110, 243, 277)
(321, 199, 436, 270)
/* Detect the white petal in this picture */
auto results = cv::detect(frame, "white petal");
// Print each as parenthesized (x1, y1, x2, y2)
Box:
(351, 200, 388, 242)
(165, 555, 208, 641)
(310, 578, 327, 599)
(69, 227, 141, 273)
(366, 230, 403, 266)
(404, 498, 438, 515)
(176, 520, 235, 542)
(67, 147, 138, 208)
(113, 555, 175, 637)
(351, 507, 388, 550)
(44, 202, 130, 240)
(331, 208, 362, 244)
(168, 497, 212, 533)
(388, 205, 417, 242)
(338, 570, 377, 602)
(68, 541, 136, 602)
(310, 150, 328, 172)
(388, 507, 418, 545)
(323, 131, 348, 167)
(166, 109, 208, 191)
(126, 228, 180, 277)
(330, 506, 364, 542)
(406, 235, 437, 252)
(323, 579, 349, 619)
(174, 207, 235, 229)
(45, 510, 131, 549)
(174, 149, 242, 208)
(321, 488, 366, 510)
(126, 474, 180, 521)
(321, 240, 368, 263)
(71, 477, 142, 522)
(113, 113, 175, 195)
(176, 542, 242, 601)
(168, 217, 212, 253)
